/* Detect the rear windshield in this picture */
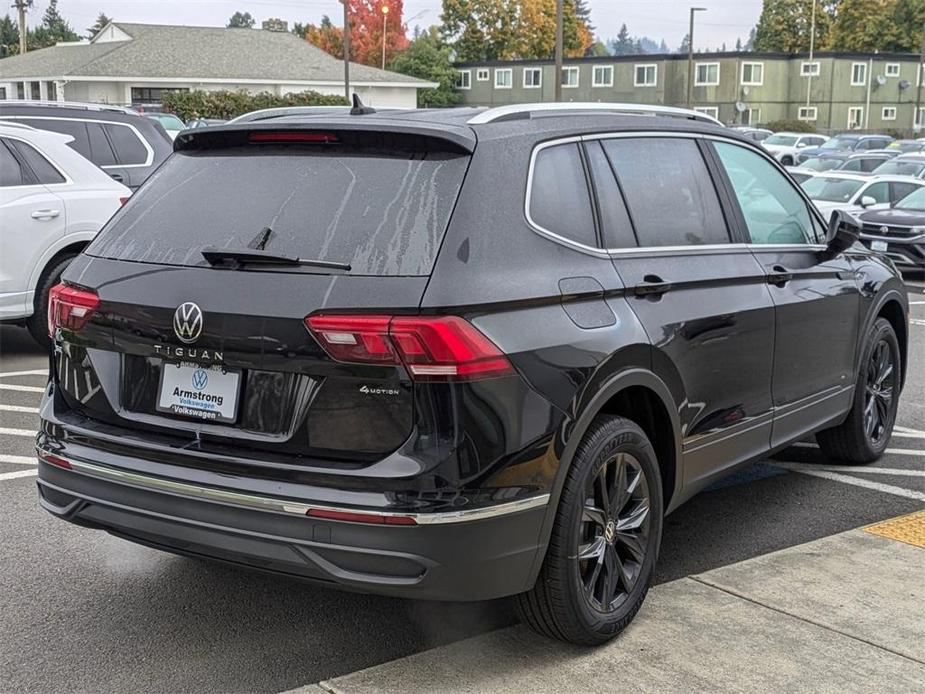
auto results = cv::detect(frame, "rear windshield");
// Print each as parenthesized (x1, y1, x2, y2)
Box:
(87, 146, 469, 276)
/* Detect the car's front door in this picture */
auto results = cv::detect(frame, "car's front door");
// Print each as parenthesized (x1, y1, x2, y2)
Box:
(593, 135, 777, 486)
(710, 140, 862, 448)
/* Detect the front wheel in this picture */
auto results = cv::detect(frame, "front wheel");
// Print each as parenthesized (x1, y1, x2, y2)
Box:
(781, 155, 794, 166)
(516, 416, 663, 645)
(816, 317, 901, 464)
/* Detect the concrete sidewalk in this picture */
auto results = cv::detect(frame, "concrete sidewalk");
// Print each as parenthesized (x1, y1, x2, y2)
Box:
(293, 512, 925, 694)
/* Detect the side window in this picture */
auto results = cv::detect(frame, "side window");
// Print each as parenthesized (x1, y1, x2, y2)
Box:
(584, 141, 637, 249)
(87, 123, 117, 166)
(529, 142, 596, 248)
(21, 118, 91, 159)
(0, 139, 25, 186)
(601, 137, 729, 246)
(839, 159, 862, 172)
(891, 181, 920, 203)
(104, 123, 148, 165)
(713, 141, 817, 245)
(8, 140, 65, 184)
(862, 182, 889, 204)
(860, 158, 883, 173)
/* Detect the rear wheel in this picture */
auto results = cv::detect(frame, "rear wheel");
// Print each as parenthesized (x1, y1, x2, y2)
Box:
(781, 155, 794, 166)
(26, 255, 75, 348)
(816, 317, 900, 464)
(516, 416, 663, 645)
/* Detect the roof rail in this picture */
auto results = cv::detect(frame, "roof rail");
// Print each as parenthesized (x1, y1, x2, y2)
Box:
(0, 120, 39, 132)
(0, 100, 139, 115)
(467, 102, 724, 127)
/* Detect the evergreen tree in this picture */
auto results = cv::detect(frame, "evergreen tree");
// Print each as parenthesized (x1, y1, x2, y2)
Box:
(227, 11, 256, 29)
(87, 12, 111, 39)
(610, 23, 634, 55)
(388, 27, 461, 107)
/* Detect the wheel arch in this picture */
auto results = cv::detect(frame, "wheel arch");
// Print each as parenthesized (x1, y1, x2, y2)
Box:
(873, 295, 908, 390)
(526, 368, 682, 586)
(27, 235, 94, 296)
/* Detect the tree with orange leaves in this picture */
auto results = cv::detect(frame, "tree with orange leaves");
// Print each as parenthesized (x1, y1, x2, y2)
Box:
(302, 1, 410, 68)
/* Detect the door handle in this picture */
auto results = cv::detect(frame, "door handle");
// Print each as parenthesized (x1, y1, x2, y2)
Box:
(766, 265, 793, 286)
(109, 173, 124, 182)
(634, 274, 673, 297)
(31, 209, 60, 220)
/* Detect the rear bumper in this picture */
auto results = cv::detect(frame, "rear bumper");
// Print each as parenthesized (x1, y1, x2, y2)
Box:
(35, 449, 549, 601)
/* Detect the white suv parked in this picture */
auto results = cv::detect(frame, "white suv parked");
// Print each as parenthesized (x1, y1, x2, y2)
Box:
(762, 132, 829, 166)
(0, 122, 130, 345)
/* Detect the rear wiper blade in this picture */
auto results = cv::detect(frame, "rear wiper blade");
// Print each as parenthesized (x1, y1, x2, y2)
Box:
(200, 246, 351, 271)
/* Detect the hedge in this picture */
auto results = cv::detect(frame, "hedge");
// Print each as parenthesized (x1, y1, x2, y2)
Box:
(765, 119, 817, 134)
(162, 89, 349, 121)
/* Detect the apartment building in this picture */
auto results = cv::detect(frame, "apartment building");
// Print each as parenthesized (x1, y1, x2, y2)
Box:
(455, 51, 925, 133)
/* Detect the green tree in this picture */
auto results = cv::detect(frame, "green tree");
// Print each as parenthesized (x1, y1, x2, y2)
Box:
(829, 0, 924, 52)
(609, 23, 634, 55)
(753, 0, 835, 52)
(87, 12, 111, 39)
(893, 0, 925, 52)
(388, 27, 461, 107)
(29, 0, 79, 47)
(0, 14, 19, 56)
(227, 11, 255, 29)
(586, 40, 609, 56)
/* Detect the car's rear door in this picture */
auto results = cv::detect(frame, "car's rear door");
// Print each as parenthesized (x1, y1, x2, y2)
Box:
(709, 139, 861, 448)
(597, 134, 776, 486)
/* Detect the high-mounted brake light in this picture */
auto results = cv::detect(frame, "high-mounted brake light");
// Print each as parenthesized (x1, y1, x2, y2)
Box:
(305, 315, 515, 382)
(48, 283, 100, 336)
(249, 131, 339, 144)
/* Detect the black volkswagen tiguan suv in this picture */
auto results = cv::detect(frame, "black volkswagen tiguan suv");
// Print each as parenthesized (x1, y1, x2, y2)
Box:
(37, 104, 908, 645)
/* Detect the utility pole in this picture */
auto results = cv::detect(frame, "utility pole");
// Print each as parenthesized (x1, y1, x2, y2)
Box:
(686, 7, 706, 108)
(917, 19, 925, 132)
(554, 0, 563, 102)
(806, 0, 817, 109)
(339, 0, 350, 102)
(13, 0, 29, 55)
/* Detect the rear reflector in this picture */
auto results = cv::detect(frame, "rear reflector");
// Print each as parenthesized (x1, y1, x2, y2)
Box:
(38, 452, 72, 470)
(305, 314, 515, 382)
(48, 284, 100, 337)
(307, 508, 417, 525)
(249, 131, 339, 144)
(119, 196, 129, 206)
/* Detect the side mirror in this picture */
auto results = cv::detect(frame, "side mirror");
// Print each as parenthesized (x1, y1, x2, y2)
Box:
(796, 142, 807, 148)
(824, 209, 861, 257)
(859, 195, 877, 208)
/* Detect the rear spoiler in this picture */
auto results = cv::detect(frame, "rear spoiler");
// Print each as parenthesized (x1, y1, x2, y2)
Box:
(174, 118, 476, 154)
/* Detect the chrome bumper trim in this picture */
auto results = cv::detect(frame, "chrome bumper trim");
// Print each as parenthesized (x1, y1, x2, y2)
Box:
(36, 450, 550, 525)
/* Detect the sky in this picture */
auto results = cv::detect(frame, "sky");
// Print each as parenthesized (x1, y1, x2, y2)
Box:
(22, 0, 764, 52)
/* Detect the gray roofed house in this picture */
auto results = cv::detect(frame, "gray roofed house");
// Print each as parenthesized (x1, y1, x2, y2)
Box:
(0, 22, 435, 108)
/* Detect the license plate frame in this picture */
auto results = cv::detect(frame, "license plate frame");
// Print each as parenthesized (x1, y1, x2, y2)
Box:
(156, 361, 241, 423)
(870, 240, 889, 253)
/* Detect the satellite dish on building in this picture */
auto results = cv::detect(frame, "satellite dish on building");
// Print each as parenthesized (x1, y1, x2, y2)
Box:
(735, 101, 747, 113)
(741, 86, 750, 97)
(875, 74, 887, 87)
(899, 79, 911, 90)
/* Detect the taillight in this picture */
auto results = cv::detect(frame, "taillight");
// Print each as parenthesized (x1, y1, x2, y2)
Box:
(305, 314, 515, 382)
(249, 131, 339, 144)
(38, 451, 72, 470)
(119, 196, 129, 206)
(48, 283, 100, 336)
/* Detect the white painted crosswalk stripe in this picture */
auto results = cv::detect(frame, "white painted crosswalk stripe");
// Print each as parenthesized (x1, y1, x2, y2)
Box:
(774, 462, 925, 477)
(779, 467, 925, 502)
(0, 369, 48, 378)
(0, 383, 44, 393)
(0, 454, 36, 465)
(0, 469, 37, 482)
(0, 404, 40, 414)
(0, 427, 36, 438)
(790, 441, 925, 457)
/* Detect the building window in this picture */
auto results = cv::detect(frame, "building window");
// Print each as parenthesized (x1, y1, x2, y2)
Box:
(801, 61, 820, 77)
(523, 67, 542, 89)
(882, 106, 897, 121)
(30, 81, 40, 99)
(0, 87, 6, 100)
(917, 107, 925, 128)
(885, 63, 900, 78)
(592, 65, 613, 88)
(741, 62, 763, 86)
(561, 66, 579, 88)
(694, 62, 719, 86)
(798, 106, 817, 121)
(16, 82, 24, 99)
(694, 106, 719, 119)
(130, 87, 187, 105)
(851, 62, 867, 86)
(743, 108, 761, 125)
(634, 64, 657, 87)
(46, 81, 56, 101)
(456, 70, 471, 90)
(847, 106, 864, 129)
(476, 68, 489, 81)
(494, 68, 512, 89)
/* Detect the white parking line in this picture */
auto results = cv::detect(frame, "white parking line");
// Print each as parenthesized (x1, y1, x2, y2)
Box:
(0, 427, 36, 438)
(911, 319, 925, 327)
(0, 369, 47, 378)
(893, 431, 925, 440)
(774, 462, 925, 477)
(0, 454, 36, 465)
(790, 442, 925, 457)
(0, 383, 44, 393)
(896, 425, 925, 436)
(0, 469, 37, 482)
(781, 467, 925, 502)
(0, 404, 40, 414)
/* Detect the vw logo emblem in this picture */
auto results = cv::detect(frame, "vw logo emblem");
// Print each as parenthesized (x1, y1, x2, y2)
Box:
(879, 226, 889, 234)
(191, 369, 209, 391)
(173, 302, 203, 344)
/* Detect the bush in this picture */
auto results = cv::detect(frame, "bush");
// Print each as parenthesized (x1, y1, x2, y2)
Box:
(765, 119, 817, 133)
(162, 89, 348, 121)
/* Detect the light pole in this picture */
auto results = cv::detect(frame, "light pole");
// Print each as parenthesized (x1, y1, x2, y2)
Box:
(554, 0, 563, 102)
(381, 4, 389, 70)
(805, 0, 817, 109)
(917, 18, 925, 131)
(339, 0, 350, 101)
(686, 7, 706, 108)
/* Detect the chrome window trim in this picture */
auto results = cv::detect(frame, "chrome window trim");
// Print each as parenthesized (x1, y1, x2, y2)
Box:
(524, 130, 828, 257)
(38, 450, 550, 525)
(1, 115, 154, 168)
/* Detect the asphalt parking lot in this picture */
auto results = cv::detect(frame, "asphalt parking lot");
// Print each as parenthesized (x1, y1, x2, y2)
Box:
(1, 282, 923, 694)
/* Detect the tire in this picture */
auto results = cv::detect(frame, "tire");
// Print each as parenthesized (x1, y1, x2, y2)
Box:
(816, 317, 901, 464)
(26, 254, 76, 348)
(516, 416, 663, 645)
(781, 155, 794, 166)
